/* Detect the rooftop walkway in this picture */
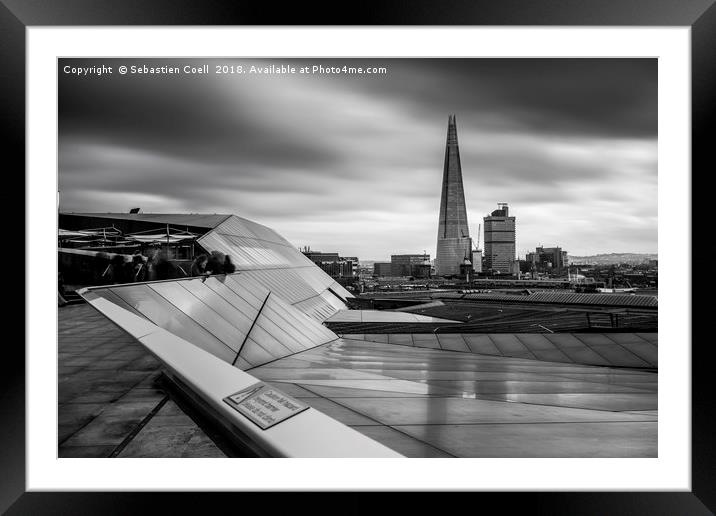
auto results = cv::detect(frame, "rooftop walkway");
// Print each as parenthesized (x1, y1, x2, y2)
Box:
(58, 304, 227, 458)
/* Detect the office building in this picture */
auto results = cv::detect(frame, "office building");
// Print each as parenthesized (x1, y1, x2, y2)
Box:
(471, 248, 483, 273)
(484, 203, 516, 274)
(373, 262, 392, 277)
(302, 250, 356, 279)
(435, 114, 472, 276)
(525, 246, 569, 275)
(391, 254, 431, 278)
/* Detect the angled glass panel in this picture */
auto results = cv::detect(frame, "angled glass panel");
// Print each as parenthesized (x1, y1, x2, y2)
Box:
(410, 334, 441, 350)
(148, 282, 245, 352)
(81, 288, 147, 320)
(239, 336, 277, 367)
(613, 341, 657, 366)
(329, 280, 354, 300)
(197, 233, 235, 259)
(264, 296, 336, 346)
(222, 275, 267, 310)
(294, 296, 335, 322)
(253, 307, 307, 354)
(544, 333, 590, 349)
(586, 344, 650, 368)
(327, 310, 362, 323)
(462, 335, 501, 355)
(549, 342, 612, 366)
(527, 348, 574, 363)
(573, 334, 620, 346)
(176, 279, 254, 338)
(363, 334, 390, 344)
(636, 333, 658, 344)
(110, 284, 236, 363)
(488, 334, 535, 358)
(514, 334, 558, 351)
(388, 334, 414, 346)
(242, 323, 294, 363)
(436, 334, 469, 352)
(261, 303, 317, 349)
(201, 276, 261, 321)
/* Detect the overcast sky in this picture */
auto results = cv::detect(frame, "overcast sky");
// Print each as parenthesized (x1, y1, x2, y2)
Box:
(59, 58, 657, 260)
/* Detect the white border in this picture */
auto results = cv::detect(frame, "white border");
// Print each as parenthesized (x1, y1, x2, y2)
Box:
(28, 27, 690, 491)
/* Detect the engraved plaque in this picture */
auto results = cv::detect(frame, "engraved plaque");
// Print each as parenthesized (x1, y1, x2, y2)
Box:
(223, 382, 309, 430)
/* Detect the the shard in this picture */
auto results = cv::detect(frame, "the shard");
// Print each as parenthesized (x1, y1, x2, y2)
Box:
(435, 114, 472, 276)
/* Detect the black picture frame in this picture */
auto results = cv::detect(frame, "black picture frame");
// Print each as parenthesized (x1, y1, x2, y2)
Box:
(4, 1, 714, 513)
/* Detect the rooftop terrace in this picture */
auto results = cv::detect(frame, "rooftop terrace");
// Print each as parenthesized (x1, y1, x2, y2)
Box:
(59, 302, 657, 458)
(58, 304, 228, 458)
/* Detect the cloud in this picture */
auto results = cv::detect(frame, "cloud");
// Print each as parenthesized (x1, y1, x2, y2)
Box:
(59, 58, 658, 258)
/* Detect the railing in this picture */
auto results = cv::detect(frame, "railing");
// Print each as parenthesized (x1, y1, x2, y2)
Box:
(80, 296, 403, 458)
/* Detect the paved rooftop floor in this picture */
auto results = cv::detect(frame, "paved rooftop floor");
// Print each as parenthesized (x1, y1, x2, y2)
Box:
(59, 303, 657, 458)
(58, 304, 226, 458)
(249, 338, 657, 457)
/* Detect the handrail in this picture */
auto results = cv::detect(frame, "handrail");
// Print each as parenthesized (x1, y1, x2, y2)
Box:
(80, 296, 403, 457)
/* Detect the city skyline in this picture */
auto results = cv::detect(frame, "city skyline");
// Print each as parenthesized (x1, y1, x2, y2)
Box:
(59, 58, 657, 260)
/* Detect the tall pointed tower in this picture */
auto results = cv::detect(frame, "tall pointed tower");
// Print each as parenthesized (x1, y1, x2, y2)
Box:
(435, 114, 472, 276)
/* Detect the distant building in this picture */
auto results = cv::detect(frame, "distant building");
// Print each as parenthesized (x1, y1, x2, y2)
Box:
(435, 115, 473, 276)
(342, 256, 359, 277)
(318, 260, 355, 279)
(484, 203, 516, 274)
(519, 259, 533, 274)
(302, 250, 355, 279)
(391, 254, 431, 278)
(471, 249, 483, 273)
(510, 259, 522, 277)
(525, 246, 568, 275)
(302, 251, 339, 263)
(373, 262, 392, 277)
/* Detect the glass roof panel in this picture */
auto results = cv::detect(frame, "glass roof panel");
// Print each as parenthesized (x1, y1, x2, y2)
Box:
(79, 271, 339, 370)
(108, 284, 236, 363)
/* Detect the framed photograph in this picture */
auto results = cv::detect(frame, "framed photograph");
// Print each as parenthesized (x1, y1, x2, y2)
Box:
(7, 0, 713, 512)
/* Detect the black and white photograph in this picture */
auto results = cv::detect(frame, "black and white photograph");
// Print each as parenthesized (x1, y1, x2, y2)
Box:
(56, 57, 660, 459)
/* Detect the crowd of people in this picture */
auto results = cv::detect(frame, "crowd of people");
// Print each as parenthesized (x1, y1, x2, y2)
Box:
(190, 251, 235, 278)
(97, 249, 237, 285)
(59, 248, 239, 307)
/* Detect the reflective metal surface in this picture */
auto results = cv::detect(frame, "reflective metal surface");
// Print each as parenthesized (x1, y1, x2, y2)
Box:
(326, 310, 459, 324)
(249, 337, 657, 457)
(81, 298, 402, 457)
(80, 273, 338, 369)
(197, 215, 353, 321)
(341, 332, 658, 368)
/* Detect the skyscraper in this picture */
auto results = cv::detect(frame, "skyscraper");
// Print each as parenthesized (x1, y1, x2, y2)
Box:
(435, 114, 472, 276)
(484, 203, 516, 274)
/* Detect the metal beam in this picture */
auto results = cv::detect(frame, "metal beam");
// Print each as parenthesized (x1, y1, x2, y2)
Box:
(232, 291, 271, 367)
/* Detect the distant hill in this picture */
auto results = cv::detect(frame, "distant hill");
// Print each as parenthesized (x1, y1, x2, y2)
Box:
(569, 253, 657, 265)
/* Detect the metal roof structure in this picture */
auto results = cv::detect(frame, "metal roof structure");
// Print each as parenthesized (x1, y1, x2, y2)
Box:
(81, 274, 339, 369)
(67, 212, 354, 321)
(460, 291, 659, 308)
(72, 211, 658, 458)
(365, 290, 658, 309)
(61, 212, 232, 229)
(341, 332, 657, 369)
(325, 310, 459, 324)
(247, 338, 657, 457)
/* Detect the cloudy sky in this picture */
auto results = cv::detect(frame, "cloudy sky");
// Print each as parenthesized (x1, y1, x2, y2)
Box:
(59, 58, 657, 260)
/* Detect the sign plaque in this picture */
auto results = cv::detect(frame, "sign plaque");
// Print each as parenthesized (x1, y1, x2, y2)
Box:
(223, 382, 309, 430)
